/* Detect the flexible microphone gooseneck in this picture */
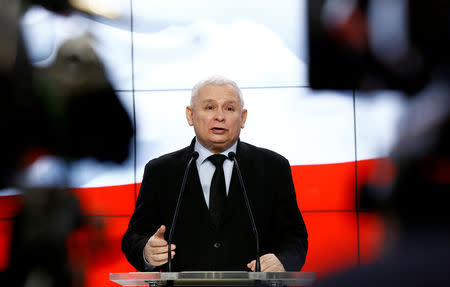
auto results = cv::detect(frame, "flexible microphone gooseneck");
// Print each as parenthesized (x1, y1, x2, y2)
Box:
(228, 152, 261, 272)
(167, 151, 199, 272)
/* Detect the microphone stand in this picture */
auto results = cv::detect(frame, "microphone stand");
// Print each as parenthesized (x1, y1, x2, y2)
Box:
(228, 152, 261, 272)
(167, 152, 199, 272)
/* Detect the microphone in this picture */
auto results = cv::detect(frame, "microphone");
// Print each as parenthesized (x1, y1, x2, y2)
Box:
(167, 151, 199, 272)
(228, 152, 261, 272)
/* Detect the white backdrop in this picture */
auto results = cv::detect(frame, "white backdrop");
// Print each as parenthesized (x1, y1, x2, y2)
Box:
(11, 0, 408, 189)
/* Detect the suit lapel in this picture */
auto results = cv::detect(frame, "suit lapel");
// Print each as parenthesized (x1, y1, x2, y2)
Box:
(187, 164, 212, 219)
(222, 167, 240, 225)
(222, 140, 255, 226)
(183, 139, 216, 231)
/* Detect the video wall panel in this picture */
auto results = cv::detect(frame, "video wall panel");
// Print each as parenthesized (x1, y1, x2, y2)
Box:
(354, 91, 407, 162)
(131, 0, 307, 90)
(0, 1, 410, 286)
(0, 220, 13, 272)
(20, 3, 133, 91)
(134, 88, 355, 179)
(301, 212, 359, 275)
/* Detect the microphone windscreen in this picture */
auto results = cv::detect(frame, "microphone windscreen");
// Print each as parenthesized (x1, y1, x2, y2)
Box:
(192, 151, 199, 160)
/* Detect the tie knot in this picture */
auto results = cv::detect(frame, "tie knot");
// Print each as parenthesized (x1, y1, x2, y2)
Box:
(208, 154, 227, 167)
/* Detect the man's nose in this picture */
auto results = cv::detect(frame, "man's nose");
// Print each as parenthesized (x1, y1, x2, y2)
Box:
(214, 109, 225, 121)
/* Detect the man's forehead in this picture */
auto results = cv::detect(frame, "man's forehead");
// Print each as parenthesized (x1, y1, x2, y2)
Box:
(198, 83, 238, 94)
(196, 84, 241, 102)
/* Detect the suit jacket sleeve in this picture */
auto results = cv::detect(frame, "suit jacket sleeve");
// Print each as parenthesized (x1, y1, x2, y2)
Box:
(272, 156, 308, 271)
(121, 161, 162, 271)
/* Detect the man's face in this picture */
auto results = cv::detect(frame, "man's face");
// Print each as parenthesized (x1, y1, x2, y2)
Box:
(186, 84, 247, 153)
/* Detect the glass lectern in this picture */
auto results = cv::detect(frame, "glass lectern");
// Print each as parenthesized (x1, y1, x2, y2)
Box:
(110, 271, 315, 287)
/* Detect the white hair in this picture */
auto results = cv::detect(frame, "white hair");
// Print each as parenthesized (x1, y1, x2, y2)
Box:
(190, 75, 244, 109)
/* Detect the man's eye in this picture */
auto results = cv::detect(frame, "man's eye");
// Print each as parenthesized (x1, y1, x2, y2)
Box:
(227, 107, 235, 111)
(206, 105, 214, 110)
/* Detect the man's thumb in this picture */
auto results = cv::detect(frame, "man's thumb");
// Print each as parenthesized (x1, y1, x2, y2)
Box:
(154, 225, 166, 238)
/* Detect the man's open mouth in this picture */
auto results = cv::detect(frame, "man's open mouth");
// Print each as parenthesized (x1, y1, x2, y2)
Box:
(211, 127, 226, 132)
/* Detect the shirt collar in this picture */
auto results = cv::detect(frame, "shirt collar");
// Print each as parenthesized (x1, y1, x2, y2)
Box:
(195, 139, 238, 164)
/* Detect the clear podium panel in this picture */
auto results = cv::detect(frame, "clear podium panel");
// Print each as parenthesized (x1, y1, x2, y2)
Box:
(110, 271, 316, 286)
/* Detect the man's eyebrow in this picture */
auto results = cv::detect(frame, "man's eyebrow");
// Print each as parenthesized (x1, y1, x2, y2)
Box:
(200, 99, 238, 105)
(225, 100, 238, 104)
(220, 100, 238, 106)
(202, 99, 216, 103)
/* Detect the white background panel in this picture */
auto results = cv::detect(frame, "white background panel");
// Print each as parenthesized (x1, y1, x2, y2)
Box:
(132, 0, 307, 90)
(134, 88, 356, 181)
(355, 91, 408, 161)
(11, 1, 412, 192)
(241, 88, 355, 165)
(134, 90, 195, 179)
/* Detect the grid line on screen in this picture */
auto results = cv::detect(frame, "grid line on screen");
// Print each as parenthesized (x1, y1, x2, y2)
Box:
(353, 88, 361, 265)
(115, 85, 312, 94)
(130, 0, 138, 202)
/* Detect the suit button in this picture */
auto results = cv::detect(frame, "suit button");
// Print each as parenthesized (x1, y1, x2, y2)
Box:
(213, 242, 221, 248)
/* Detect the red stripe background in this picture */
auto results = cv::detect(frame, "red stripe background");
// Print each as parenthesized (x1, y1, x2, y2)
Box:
(0, 158, 390, 286)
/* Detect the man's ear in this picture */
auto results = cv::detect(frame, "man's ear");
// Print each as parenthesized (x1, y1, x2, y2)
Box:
(186, 106, 194, 126)
(241, 109, 248, 128)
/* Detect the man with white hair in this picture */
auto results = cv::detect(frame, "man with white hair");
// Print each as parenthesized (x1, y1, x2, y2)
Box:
(122, 76, 308, 272)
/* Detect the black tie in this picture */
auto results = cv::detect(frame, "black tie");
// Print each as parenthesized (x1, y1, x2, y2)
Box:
(208, 154, 227, 226)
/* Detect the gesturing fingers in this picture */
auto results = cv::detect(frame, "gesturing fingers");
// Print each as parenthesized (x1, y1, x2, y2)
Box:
(149, 225, 168, 247)
(144, 225, 178, 266)
(145, 243, 176, 266)
(259, 253, 285, 272)
(150, 250, 176, 262)
(248, 254, 285, 272)
(154, 225, 166, 239)
(151, 244, 176, 255)
(247, 260, 256, 271)
(247, 254, 286, 272)
(149, 236, 168, 247)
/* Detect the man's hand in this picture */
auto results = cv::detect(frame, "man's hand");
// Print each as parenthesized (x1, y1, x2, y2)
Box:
(247, 253, 285, 272)
(144, 225, 176, 266)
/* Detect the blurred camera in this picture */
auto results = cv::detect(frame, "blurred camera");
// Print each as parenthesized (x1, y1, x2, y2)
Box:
(308, 0, 450, 94)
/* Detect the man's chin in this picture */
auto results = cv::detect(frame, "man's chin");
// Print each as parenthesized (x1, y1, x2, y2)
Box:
(207, 141, 231, 153)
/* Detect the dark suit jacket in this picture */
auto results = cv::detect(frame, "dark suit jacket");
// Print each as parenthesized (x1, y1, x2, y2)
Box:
(122, 138, 308, 271)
